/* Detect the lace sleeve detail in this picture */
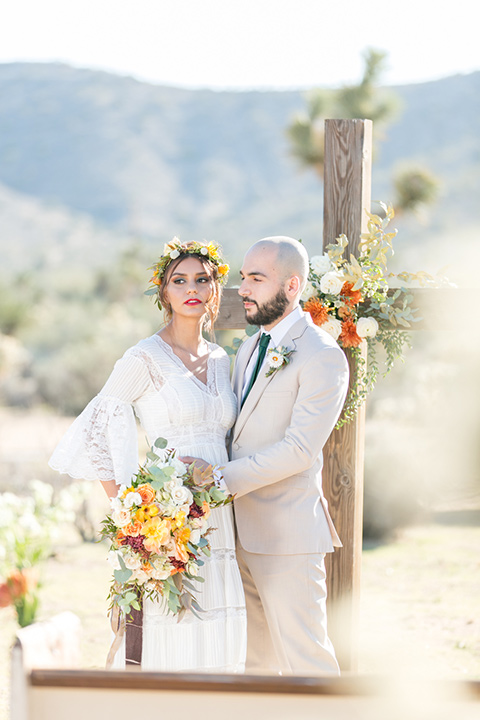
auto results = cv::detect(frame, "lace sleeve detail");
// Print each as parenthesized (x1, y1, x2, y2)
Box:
(125, 346, 165, 392)
(48, 395, 139, 484)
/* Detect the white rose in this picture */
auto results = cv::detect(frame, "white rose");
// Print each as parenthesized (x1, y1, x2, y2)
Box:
(310, 254, 332, 276)
(321, 317, 342, 340)
(171, 457, 187, 476)
(171, 486, 193, 506)
(152, 567, 171, 580)
(110, 496, 123, 512)
(189, 517, 204, 530)
(320, 272, 344, 295)
(112, 509, 131, 528)
(157, 500, 177, 517)
(300, 281, 316, 302)
(170, 249, 180, 260)
(124, 492, 142, 509)
(189, 528, 201, 545)
(164, 478, 182, 493)
(123, 554, 142, 570)
(133, 569, 150, 584)
(356, 317, 379, 338)
(200, 246, 209, 255)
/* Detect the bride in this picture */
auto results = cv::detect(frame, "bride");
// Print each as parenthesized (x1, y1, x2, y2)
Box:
(49, 239, 246, 672)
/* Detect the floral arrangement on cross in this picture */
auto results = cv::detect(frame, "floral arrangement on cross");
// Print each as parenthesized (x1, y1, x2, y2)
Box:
(301, 203, 450, 427)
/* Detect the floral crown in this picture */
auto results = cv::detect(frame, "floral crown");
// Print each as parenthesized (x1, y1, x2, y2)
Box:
(145, 238, 229, 307)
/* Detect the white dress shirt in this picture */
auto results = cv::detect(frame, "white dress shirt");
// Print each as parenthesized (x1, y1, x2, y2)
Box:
(241, 305, 304, 398)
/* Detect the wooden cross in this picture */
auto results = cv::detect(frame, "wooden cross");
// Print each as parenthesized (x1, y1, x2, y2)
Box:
(216, 119, 373, 671)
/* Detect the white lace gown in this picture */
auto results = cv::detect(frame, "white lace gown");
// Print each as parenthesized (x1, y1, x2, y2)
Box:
(49, 334, 247, 672)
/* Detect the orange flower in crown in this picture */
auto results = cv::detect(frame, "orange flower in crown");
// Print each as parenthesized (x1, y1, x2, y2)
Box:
(145, 238, 229, 309)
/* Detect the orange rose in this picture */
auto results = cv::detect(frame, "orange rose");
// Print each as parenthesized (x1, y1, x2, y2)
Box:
(202, 501, 211, 519)
(137, 484, 156, 505)
(124, 520, 143, 537)
(174, 542, 190, 563)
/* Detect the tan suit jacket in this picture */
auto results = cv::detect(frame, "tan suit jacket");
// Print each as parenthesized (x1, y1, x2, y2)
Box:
(223, 312, 349, 555)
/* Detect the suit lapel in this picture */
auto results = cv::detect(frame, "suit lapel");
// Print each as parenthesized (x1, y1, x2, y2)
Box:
(232, 332, 259, 407)
(233, 314, 309, 442)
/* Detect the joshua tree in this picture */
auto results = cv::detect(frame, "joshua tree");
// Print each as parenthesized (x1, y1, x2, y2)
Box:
(287, 48, 439, 215)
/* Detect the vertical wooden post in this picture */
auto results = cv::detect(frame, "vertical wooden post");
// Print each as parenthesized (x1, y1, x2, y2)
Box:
(323, 119, 372, 671)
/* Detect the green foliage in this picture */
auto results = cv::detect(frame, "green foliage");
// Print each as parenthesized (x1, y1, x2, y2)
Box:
(393, 165, 440, 214)
(0, 278, 31, 335)
(287, 48, 399, 177)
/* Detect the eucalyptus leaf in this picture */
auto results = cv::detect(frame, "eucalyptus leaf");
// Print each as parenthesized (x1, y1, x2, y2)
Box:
(114, 568, 133, 584)
(154, 437, 168, 449)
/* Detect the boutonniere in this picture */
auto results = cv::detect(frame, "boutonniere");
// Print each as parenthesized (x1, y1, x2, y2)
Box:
(265, 346, 295, 377)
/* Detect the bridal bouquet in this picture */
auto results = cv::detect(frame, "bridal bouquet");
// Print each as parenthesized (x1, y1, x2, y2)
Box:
(101, 438, 232, 620)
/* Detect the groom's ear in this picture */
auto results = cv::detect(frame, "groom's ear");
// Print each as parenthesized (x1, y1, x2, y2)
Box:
(286, 275, 301, 297)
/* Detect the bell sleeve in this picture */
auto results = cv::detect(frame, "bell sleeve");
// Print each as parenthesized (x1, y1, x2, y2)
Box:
(48, 351, 153, 486)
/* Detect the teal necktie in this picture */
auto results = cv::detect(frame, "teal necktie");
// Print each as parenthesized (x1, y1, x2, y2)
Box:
(242, 333, 271, 407)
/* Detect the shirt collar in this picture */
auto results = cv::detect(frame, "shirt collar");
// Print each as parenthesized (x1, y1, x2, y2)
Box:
(261, 305, 304, 347)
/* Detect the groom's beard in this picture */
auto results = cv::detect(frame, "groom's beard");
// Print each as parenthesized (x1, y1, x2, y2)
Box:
(244, 288, 289, 326)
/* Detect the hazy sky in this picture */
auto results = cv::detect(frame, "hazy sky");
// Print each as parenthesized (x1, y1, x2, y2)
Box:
(2, 0, 478, 89)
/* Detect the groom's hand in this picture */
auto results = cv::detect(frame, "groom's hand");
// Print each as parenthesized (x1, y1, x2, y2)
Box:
(180, 456, 229, 492)
(180, 456, 210, 472)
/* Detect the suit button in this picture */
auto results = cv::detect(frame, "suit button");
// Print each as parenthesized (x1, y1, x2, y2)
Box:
(233, 443, 240, 451)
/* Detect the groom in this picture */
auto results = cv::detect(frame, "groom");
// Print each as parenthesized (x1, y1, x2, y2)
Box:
(221, 236, 349, 676)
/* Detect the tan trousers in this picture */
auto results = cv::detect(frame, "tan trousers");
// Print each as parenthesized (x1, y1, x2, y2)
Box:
(236, 540, 340, 676)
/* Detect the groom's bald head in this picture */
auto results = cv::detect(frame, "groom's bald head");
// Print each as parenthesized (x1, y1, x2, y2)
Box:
(246, 236, 309, 292)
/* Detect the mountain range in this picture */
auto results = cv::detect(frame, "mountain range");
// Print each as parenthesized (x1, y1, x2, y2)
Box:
(1, 62, 479, 276)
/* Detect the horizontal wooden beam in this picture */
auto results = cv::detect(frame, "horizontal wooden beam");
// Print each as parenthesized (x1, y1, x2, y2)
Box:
(216, 287, 470, 333)
(30, 669, 382, 695)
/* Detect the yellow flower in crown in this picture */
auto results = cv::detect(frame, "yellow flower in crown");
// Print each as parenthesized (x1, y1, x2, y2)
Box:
(218, 264, 229, 277)
(206, 242, 220, 260)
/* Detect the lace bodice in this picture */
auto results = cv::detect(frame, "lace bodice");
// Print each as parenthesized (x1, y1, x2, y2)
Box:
(49, 334, 237, 486)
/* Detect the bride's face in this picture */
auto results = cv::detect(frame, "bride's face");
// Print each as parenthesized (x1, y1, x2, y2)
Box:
(164, 256, 215, 320)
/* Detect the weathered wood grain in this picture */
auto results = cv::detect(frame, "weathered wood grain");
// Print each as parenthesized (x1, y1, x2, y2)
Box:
(322, 119, 372, 672)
